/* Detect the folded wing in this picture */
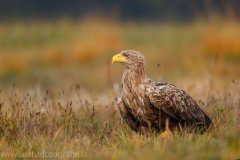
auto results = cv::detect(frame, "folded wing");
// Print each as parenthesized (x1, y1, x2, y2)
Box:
(148, 82, 211, 126)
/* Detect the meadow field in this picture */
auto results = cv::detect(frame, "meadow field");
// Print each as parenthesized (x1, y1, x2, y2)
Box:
(0, 18, 240, 159)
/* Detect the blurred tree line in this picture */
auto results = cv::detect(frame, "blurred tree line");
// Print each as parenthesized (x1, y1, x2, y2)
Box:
(0, 0, 239, 21)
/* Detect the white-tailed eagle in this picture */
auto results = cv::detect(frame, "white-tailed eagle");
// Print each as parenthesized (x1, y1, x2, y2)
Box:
(112, 50, 212, 137)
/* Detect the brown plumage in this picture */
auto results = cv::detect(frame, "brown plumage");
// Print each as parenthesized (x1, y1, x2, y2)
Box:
(112, 50, 212, 135)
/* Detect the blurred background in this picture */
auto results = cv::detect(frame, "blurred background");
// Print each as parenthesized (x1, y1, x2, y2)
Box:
(0, 0, 240, 92)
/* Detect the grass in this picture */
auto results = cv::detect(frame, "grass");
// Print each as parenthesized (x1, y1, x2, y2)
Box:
(0, 17, 240, 159)
(0, 80, 239, 159)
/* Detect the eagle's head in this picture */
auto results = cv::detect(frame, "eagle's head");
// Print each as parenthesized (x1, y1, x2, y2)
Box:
(112, 50, 146, 70)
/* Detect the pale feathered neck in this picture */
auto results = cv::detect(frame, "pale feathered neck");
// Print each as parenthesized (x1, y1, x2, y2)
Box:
(122, 64, 148, 84)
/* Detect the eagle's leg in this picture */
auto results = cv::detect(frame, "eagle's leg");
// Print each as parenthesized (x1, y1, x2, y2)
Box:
(117, 99, 139, 132)
(159, 119, 173, 138)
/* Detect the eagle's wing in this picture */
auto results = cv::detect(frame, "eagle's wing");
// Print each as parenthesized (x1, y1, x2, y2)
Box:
(148, 82, 208, 123)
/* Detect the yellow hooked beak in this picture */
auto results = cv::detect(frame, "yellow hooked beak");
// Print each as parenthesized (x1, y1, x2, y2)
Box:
(112, 54, 128, 64)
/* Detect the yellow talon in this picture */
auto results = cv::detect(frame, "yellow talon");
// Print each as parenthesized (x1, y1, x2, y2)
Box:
(160, 119, 173, 139)
(159, 130, 173, 138)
